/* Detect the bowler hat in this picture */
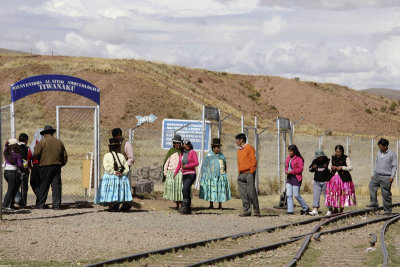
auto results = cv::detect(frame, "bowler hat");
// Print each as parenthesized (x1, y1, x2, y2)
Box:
(172, 134, 182, 143)
(314, 149, 326, 158)
(40, 125, 56, 135)
(211, 138, 222, 146)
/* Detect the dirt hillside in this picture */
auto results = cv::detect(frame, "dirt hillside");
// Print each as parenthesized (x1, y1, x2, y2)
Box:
(0, 53, 399, 136)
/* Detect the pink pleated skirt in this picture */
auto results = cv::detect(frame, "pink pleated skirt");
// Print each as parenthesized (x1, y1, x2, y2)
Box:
(325, 174, 356, 208)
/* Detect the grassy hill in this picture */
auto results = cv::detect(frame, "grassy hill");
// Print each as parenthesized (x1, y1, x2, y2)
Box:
(362, 88, 400, 101)
(0, 53, 399, 137)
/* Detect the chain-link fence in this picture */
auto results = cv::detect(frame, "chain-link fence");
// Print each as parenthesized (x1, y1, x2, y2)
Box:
(128, 127, 399, 194)
(57, 107, 97, 203)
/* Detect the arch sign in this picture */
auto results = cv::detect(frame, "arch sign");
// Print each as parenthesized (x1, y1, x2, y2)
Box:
(11, 74, 100, 105)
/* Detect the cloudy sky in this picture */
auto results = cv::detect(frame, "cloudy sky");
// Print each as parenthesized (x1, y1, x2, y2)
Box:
(1, 0, 400, 90)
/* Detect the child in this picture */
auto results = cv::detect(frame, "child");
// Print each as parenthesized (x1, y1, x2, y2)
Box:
(308, 149, 331, 216)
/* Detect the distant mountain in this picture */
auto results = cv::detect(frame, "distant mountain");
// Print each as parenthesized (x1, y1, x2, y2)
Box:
(0, 48, 29, 55)
(0, 53, 399, 136)
(362, 88, 400, 101)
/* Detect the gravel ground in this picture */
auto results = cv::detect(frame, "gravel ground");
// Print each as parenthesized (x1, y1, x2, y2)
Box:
(0, 196, 300, 266)
(1, 194, 399, 266)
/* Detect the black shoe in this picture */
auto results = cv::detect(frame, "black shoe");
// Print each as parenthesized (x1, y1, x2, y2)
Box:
(286, 211, 294, 215)
(179, 203, 191, 215)
(52, 207, 60, 210)
(253, 213, 261, 217)
(300, 208, 310, 215)
(239, 212, 251, 217)
(366, 204, 378, 208)
(383, 211, 393, 216)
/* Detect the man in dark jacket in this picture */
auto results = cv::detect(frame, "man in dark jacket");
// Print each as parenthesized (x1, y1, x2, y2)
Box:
(34, 126, 68, 210)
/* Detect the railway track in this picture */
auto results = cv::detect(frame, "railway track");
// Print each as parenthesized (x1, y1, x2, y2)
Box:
(86, 204, 400, 267)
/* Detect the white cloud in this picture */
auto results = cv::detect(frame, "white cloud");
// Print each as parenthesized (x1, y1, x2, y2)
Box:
(261, 16, 287, 36)
(259, 0, 400, 10)
(376, 36, 400, 76)
(80, 18, 137, 44)
(2, 0, 400, 89)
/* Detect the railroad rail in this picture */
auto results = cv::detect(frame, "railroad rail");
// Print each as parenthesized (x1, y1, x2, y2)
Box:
(86, 203, 400, 267)
(380, 214, 400, 267)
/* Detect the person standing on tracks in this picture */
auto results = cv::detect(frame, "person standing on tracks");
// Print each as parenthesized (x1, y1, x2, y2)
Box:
(236, 133, 260, 217)
(95, 138, 132, 211)
(34, 125, 68, 210)
(199, 138, 231, 209)
(325, 145, 356, 213)
(368, 138, 398, 215)
(285, 144, 310, 215)
(163, 134, 183, 210)
(112, 128, 134, 210)
(308, 149, 331, 216)
(173, 139, 199, 214)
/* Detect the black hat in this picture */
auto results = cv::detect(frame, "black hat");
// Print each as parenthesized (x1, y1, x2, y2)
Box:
(108, 138, 120, 146)
(211, 138, 222, 146)
(40, 125, 56, 135)
(172, 134, 182, 143)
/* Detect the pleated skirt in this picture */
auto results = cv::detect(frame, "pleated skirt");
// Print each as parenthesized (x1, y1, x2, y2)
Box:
(199, 173, 231, 202)
(163, 170, 183, 201)
(95, 173, 133, 204)
(325, 174, 356, 208)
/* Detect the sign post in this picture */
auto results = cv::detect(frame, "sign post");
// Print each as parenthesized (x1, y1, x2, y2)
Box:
(130, 114, 157, 144)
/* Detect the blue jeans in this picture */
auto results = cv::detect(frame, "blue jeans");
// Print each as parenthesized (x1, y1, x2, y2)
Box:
(312, 181, 327, 208)
(286, 183, 309, 213)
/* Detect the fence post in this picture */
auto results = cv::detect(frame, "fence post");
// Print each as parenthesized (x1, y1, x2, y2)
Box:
(371, 138, 375, 176)
(277, 118, 281, 193)
(397, 139, 399, 188)
(254, 117, 259, 193)
(10, 102, 15, 138)
(241, 115, 244, 133)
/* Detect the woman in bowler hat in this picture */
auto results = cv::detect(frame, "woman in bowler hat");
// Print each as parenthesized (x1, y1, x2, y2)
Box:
(163, 134, 184, 210)
(199, 138, 231, 209)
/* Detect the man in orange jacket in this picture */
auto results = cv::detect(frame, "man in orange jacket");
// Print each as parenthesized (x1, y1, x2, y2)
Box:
(236, 133, 260, 217)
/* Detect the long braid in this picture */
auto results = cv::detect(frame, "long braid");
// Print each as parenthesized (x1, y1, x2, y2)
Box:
(110, 145, 125, 172)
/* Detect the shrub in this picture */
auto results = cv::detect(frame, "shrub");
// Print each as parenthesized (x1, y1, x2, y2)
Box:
(197, 77, 203, 83)
(389, 101, 397, 112)
(365, 108, 372, 114)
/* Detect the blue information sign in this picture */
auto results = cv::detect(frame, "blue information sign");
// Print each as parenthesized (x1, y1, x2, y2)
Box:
(162, 119, 211, 151)
(10, 74, 100, 105)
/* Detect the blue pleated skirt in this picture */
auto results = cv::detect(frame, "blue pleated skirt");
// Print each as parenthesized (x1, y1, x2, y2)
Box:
(95, 173, 133, 204)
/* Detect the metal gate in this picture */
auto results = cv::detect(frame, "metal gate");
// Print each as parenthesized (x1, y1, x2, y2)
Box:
(56, 106, 99, 203)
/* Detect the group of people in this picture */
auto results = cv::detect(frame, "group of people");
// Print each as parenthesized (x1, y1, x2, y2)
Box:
(3, 126, 397, 218)
(162, 133, 397, 217)
(163, 133, 260, 216)
(2, 126, 137, 212)
(2, 126, 68, 211)
(287, 138, 397, 216)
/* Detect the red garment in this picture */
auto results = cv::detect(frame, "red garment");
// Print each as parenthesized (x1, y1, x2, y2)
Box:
(174, 150, 199, 176)
(285, 155, 304, 182)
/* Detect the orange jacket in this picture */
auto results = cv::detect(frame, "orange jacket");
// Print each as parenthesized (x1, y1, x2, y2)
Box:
(237, 144, 257, 174)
